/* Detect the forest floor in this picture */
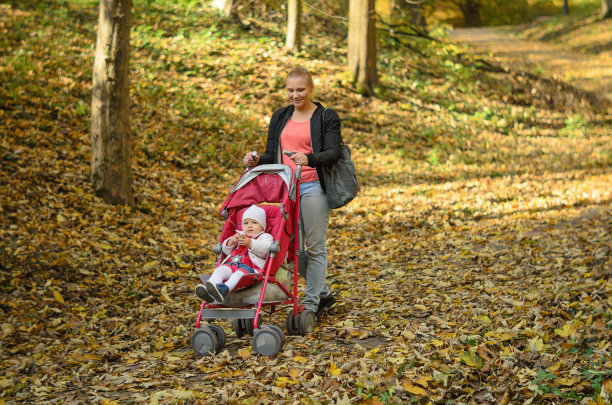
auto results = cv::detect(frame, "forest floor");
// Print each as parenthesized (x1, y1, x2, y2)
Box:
(449, 17, 612, 101)
(1, 1, 611, 404)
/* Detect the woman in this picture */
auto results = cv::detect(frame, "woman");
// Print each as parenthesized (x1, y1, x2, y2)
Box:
(243, 66, 340, 317)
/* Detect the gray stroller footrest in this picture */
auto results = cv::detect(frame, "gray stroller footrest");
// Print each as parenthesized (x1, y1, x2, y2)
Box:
(200, 308, 255, 319)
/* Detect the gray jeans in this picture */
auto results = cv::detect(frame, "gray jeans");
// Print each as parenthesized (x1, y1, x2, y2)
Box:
(298, 182, 331, 312)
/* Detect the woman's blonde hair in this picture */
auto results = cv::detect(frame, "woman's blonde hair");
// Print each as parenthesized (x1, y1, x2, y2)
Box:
(286, 66, 314, 87)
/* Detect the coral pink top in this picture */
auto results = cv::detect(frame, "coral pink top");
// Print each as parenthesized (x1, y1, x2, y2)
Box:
(280, 119, 319, 183)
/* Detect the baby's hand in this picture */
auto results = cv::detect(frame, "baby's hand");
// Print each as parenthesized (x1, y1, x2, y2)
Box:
(236, 234, 252, 248)
(227, 235, 239, 246)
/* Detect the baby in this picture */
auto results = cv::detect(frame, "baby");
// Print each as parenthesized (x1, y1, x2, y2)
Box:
(195, 205, 273, 302)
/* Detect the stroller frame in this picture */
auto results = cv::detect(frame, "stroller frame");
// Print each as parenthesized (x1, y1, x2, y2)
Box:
(191, 164, 317, 357)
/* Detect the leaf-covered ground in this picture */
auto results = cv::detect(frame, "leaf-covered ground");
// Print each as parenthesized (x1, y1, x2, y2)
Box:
(1, 1, 611, 404)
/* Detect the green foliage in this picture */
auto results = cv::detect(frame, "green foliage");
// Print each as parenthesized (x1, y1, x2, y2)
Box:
(425, 0, 597, 26)
(559, 114, 590, 138)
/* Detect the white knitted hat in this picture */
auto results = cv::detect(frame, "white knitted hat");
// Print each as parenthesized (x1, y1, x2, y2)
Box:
(242, 205, 266, 229)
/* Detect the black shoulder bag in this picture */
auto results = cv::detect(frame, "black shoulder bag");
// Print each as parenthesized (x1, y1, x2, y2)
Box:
(321, 109, 360, 209)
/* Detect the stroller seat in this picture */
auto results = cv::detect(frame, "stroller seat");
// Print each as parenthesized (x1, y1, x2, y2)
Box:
(198, 267, 291, 306)
(200, 203, 292, 307)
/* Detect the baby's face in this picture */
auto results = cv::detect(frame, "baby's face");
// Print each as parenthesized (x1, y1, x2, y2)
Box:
(242, 218, 264, 237)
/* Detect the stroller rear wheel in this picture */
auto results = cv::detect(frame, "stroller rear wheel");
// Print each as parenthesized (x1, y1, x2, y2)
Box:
(232, 318, 255, 337)
(232, 313, 262, 337)
(298, 310, 316, 336)
(252, 326, 284, 356)
(286, 309, 299, 336)
(191, 326, 218, 357)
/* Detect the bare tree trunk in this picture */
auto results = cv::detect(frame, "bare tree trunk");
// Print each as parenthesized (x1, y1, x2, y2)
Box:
(603, 0, 612, 18)
(563, 0, 570, 14)
(348, 0, 377, 95)
(91, 0, 134, 206)
(285, 0, 302, 53)
(458, 0, 481, 26)
(212, 0, 234, 17)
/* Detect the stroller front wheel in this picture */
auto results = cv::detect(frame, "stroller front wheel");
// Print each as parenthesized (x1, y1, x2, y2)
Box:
(252, 326, 284, 356)
(207, 324, 227, 352)
(191, 326, 218, 357)
(267, 325, 285, 346)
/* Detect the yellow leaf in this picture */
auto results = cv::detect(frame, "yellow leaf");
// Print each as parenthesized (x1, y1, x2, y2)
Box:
(293, 356, 308, 363)
(364, 348, 380, 359)
(237, 348, 250, 359)
(330, 362, 342, 376)
(336, 393, 351, 405)
(554, 322, 577, 338)
(528, 336, 547, 353)
(161, 286, 172, 303)
(459, 350, 483, 369)
(275, 376, 296, 387)
(558, 377, 579, 386)
(402, 380, 428, 396)
(289, 368, 301, 381)
(415, 375, 432, 388)
(484, 331, 514, 341)
(53, 290, 64, 304)
(1, 323, 15, 340)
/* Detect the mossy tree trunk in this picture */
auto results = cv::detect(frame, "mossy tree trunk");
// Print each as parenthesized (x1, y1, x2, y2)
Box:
(285, 0, 302, 53)
(348, 0, 377, 96)
(91, 0, 134, 206)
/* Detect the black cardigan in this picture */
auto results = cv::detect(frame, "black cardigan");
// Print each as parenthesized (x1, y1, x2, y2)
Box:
(258, 102, 342, 193)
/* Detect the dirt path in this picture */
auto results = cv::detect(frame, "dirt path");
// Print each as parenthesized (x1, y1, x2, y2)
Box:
(449, 26, 612, 102)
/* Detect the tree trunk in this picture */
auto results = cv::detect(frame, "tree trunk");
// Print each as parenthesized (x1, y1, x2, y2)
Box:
(285, 0, 302, 53)
(563, 0, 570, 15)
(212, 0, 234, 17)
(91, 0, 134, 206)
(459, 0, 481, 26)
(603, 0, 612, 18)
(348, 0, 377, 96)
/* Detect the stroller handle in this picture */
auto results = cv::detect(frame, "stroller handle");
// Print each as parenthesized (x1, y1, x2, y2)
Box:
(282, 150, 302, 181)
(289, 164, 302, 202)
(243, 151, 258, 171)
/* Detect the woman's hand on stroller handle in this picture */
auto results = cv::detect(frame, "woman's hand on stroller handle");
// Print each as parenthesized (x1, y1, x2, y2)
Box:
(283, 150, 308, 166)
(243, 151, 259, 167)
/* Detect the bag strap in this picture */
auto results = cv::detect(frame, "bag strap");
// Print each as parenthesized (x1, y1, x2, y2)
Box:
(321, 108, 326, 137)
(321, 108, 344, 146)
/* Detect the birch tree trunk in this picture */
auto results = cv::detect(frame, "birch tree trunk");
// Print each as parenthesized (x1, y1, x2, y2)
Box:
(285, 0, 302, 53)
(212, 0, 234, 17)
(603, 0, 612, 18)
(348, 0, 377, 96)
(91, 0, 134, 206)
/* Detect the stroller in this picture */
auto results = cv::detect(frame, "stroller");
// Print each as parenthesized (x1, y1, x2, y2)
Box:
(191, 164, 316, 357)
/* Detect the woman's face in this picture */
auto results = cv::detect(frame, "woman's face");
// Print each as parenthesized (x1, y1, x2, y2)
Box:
(286, 76, 313, 110)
